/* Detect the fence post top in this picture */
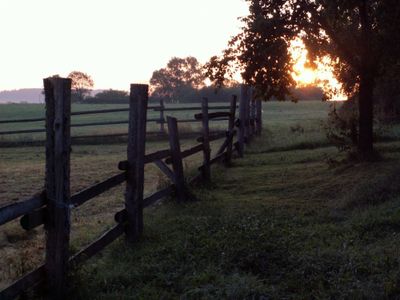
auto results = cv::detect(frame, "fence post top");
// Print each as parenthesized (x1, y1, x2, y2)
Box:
(43, 77, 72, 86)
(130, 83, 149, 90)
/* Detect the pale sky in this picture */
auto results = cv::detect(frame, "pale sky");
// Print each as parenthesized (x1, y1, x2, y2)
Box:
(0, 0, 249, 91)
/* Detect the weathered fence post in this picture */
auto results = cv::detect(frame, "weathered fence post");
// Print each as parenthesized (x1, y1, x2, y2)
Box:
(125, 84, 148, 243)
(201, 97, 211, 182)
(238, 84, 250, 157)
(256, 99, 262, 135)
(167, 116, 187, 202)
(43, 77, 71, 299)
(244, 87, 251, 142)
(159, 98, 165, 134)
(250, 89, 256, 137)
(226, 95, 237, 165)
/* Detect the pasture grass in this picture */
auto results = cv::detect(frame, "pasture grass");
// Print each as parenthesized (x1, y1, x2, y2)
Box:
(2, 100, 400, 298)
(68, 140, 400, 299)
(0, 101, 333, 144)
(0, 138, 219, 290)
(0, 103, 231, 143)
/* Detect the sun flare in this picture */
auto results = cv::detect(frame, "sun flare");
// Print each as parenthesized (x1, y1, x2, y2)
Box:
(290, 39, 347, 101)
(295, 68, 316, 86)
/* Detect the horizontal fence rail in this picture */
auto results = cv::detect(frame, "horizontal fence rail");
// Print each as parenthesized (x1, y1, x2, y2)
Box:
(0, 119, 230, 136)
(0, 128, 47, 135)
(0, 117, 46, 124)
(0, 104, 236, 124)
(0, 104, 237, 137)
(0, 191, 46, 226)
(0, 81, 261, 300)
(153, 105, 235, 111)
(0, 105, 162, 124)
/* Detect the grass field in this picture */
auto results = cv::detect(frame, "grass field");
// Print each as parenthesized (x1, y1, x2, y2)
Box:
(0, 103, 237, 143)
(2, 100, 400, 298)
(70, 142, 400, 299)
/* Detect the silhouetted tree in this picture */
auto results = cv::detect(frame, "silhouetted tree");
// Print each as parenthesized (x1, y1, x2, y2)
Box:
(206, 0, 400, 158)
(68, 71, 94, 102)
(150, 57, 205, 103)
(375, 57, 400, 119)
(94, 89, 128, 102)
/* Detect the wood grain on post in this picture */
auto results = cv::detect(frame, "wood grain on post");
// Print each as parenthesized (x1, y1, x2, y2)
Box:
(159, 98, 165, 134)
(201, 97, 211, 182)
(125, 84, 148, 243)
(167, 116, 186, 202)
(226, 95, 237, 165)
(250, 89, 256, 137)
(256, 99, 262, 135)
(43, 77, 72, 299)
(238, 85, 248, 157)
(244, 86, 251, 142)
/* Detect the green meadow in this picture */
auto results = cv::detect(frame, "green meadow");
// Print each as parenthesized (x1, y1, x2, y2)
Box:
(0, 103, 234, 143)
(2, 100, 400, 298)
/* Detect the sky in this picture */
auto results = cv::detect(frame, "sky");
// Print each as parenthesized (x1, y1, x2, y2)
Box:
(0, 0, 249, 91)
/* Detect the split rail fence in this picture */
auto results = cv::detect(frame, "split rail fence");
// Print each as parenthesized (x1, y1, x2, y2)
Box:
(0, 98, 239, 139)
(0, 78, 262, 300)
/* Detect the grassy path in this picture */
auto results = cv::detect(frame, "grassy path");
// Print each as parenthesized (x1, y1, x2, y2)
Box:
(70, 139, 400, 299)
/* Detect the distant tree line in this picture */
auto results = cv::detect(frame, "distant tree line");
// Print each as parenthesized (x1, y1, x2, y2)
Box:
(85, 89, 129, 104)
(65, 58, 324, 105)
(82, 84, 324, 104)
(149, 56, 324, 103)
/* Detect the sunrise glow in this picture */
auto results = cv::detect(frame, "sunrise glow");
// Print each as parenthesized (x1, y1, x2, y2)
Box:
(0, 0, 249, 91)
(290, 39, 348, 101)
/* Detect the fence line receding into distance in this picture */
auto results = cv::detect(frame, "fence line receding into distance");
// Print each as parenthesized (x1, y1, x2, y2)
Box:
(0, 78, 262, 300)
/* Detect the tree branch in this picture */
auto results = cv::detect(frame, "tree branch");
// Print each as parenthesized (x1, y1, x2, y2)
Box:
(321, 20, 361, 73)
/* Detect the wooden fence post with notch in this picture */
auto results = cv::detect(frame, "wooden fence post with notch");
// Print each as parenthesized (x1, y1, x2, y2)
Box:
(159, 98, 165, 134)
(201, 97, 211, 182)
(167, 116, 187, 202)
(226, 95, 237, 165)
(43, 77, 72, 300)
(256, 98, 262, 135)
(125, 84, 148, 243)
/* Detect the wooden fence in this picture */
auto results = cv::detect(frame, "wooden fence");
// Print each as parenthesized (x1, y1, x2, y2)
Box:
(0, 99, 238, 138)
(0, 79, 262, 300)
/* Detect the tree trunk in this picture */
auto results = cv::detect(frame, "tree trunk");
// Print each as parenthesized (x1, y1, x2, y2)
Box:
(357, 72, 375, 156)
(357, 0, 377, 158)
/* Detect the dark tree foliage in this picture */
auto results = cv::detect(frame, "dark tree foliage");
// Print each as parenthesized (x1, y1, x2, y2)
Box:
(85, 89, 129, 104)
(375, 59, 400, 119)
(206, 0, 400, 156)
(150, 57, 205, 103)
(149, 84, 242, 104)
(149, 84, 322, 103)
(68, 71, 94, 103)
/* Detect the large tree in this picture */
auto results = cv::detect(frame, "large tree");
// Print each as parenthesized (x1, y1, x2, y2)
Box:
(206, 0, 400, 157)
(68, 71, 94, 102)
(150, 57, 205, 103)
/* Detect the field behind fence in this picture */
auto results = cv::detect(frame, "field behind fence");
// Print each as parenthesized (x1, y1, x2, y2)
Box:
(0, 79, 263, 299)
(0, 100, 334, 296)
(0, 101, 238, 146)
